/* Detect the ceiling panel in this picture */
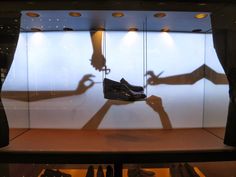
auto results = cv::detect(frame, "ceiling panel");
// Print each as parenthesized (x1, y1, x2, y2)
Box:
(20, 10, 211, 32)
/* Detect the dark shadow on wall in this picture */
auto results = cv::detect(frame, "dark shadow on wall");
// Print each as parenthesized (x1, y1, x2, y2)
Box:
(1, 30, 110, 102)
(90, 31, 110, 74)
(1, 74, 96, 102)
(82, 95, 172, 130)
(146, 64, 228, 86)
(146, 95, 172, 129)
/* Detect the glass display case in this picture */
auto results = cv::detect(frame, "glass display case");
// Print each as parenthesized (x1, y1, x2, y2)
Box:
(0, 1, 236, 177)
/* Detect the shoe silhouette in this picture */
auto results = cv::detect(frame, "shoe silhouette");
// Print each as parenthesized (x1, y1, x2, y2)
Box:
(41, 169, 71, 177)
(120, 78, 144, 92)
(106, 165, 114, 177)
(103, 78, 146, 101)
(127, 167, 155, 177)
(97, 165, 104, 177)
(86, 165, 95, 177)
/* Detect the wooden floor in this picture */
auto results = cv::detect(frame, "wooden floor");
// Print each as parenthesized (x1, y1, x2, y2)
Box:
(1, 128, 236, 177)
(1, 128, 233, 153)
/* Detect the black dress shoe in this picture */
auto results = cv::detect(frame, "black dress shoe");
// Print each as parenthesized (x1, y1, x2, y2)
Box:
(41, 169, 71, 177)
(97, 165, 104, 177)
(86, 165, 95, 177)
(103, 78, 146, 101)
(106, 165, 114, 177)
(128, 167, 155, 177)
(120, 78, 144, 92)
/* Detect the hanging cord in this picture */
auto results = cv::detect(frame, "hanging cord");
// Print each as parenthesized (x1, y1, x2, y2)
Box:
(102, 29, 110, 78)
(143, 17, 148, 95)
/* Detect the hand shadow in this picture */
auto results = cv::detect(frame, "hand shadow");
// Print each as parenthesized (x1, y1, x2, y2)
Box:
(76, 74, 95, 95)
(146, 95, 172, 129)
(145, 64, 228, 86)
(90, 31, 110, 74)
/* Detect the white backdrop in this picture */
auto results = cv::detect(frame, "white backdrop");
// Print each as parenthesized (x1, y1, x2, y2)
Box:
(2, 31, 228, 129)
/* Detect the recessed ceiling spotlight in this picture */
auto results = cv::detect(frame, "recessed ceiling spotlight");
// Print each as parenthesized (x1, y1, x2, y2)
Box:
(69, 12, 82, 17)
(63, 27, 74, 31)
(31, 27, 42, 32)
(49, 19, 52, 21)
(56, 26, 59, 28)
(26, 12, 40, 17)
(128, 27, 138, 31)
(194, 13, 208, 19)
(192, 29, 202, 33)
(112, 12, 124, 17)
(161, 27, 170, 32)
(154, 12, 166, 18)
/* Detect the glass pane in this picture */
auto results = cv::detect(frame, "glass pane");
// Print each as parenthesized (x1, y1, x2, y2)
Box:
(1, 32, 29, 140)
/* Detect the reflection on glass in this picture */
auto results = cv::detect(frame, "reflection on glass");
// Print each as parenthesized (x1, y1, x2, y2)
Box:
(1, 33, 29, 141)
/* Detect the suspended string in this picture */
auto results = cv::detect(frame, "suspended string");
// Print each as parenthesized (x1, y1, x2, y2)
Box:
(103, 28, 108, 78)
(143, 17, 148, 95)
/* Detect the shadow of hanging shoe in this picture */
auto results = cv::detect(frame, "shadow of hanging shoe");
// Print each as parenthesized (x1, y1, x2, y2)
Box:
(103, 78, 146, 101)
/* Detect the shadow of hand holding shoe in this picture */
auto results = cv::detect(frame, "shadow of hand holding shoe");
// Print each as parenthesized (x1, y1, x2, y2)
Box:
(82, 99, 133, 129)
(145, 64, 228, 87)
(90, 31, 110, 74)
(146, 95, 172, 129)
(76, 74, 95, 95)
(145, 71, 164, 86)
(90, 52, 106, 71)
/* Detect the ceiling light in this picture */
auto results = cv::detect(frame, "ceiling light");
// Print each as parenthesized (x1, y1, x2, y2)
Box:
(154, 12, 166, 18)
(112, 12, 124, 17)
(161, 27, 170, 32)
(26, 12, 40, 17)
(194, 13, 208, 19)
(69, 12, 81, 17)
(128, 27, 138, 31)
(31, 27, 42, 32)
(192, 29, 202, 33)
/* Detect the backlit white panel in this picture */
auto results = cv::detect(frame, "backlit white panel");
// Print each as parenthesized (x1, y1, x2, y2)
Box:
(203, 34, 228, 127)
(2, 31, 228, 129)
(147, 32, 205, 128)
(27, 31, 102, 91)
(105, 31, 144, 86)
(2, 33, 29, 128)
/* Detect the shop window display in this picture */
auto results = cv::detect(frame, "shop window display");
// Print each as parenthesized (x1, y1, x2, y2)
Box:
(0, 3, 236, 177)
